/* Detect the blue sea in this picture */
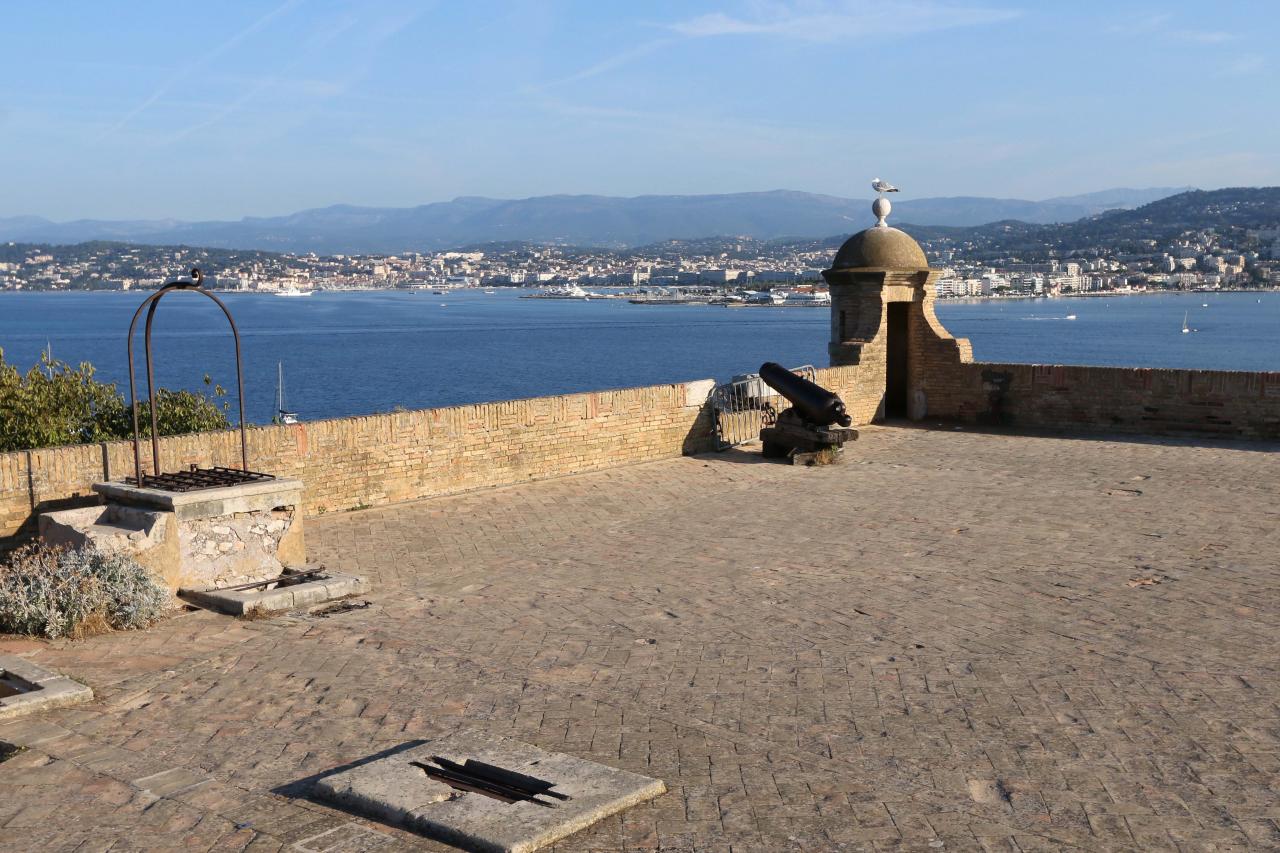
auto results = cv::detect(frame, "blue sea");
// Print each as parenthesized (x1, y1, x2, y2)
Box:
(1, 290, 1278, 424)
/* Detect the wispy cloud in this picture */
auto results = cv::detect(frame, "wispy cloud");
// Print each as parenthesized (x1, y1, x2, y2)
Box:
(1178, 30, 1234, 44)
(101, 0, 305, 138)
(1106, 13, 1234, 43)
(1105, 13, 1170, 35)
(541, 38, 677, 89)
(1221, 54, 1265, 77)
(534, 1, 1016, 90)
(669, 0, 1020, 42)
(163, 5, 427, 144)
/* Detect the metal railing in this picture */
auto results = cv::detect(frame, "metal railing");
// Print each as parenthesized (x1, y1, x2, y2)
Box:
(710, 364, 817, 450)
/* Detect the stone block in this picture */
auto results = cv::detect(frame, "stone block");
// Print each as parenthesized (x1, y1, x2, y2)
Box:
(179, 571, 368, 616)
(683, 379, 716, 408)
(0, 656, 93, 721)
(93, 478, 305, 521)
(312, 732, 666, 853)
(38, 504, 185, 590)
(276, 512, 306, 567)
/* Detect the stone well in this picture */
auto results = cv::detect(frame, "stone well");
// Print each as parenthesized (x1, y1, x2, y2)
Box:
(40, 477, 305, 593)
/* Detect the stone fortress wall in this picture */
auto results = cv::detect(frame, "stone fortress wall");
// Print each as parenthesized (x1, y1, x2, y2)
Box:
(4, 200, 1279, 551)
(0, 380, 718, 548)
(930, 358, 1280, 438)
(3, 351, 1276, 551)
(820, 200, 1280, 440)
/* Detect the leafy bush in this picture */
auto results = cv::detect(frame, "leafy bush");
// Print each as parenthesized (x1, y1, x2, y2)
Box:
(0, 347, 231, 452)
(0, 543, 170, 639)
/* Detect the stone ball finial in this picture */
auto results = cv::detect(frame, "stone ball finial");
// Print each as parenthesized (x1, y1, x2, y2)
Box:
(872, 197, 891, 228)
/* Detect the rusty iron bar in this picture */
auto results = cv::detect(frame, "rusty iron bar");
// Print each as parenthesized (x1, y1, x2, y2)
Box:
(126, 268, 251, 487)
(125, 465, 274, 493)
(409, 758, 568, 808)
(210, 567, 326, 593)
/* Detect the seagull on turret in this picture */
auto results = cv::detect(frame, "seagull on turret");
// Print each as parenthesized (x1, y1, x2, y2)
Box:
(872, 178, 899, 195)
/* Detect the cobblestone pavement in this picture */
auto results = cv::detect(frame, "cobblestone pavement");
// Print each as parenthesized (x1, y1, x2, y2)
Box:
(3, 426, 1280, 852)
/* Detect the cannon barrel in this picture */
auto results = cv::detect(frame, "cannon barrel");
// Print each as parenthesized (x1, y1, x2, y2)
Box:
(759, 362, 852, 427)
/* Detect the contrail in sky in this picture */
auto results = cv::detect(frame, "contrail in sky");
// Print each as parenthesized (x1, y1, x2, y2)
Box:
(100, 0, 304, 138)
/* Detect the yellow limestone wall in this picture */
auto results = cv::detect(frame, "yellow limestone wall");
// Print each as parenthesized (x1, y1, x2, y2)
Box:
(1, 379, 719, 548)
(7, 344, 1273, 553)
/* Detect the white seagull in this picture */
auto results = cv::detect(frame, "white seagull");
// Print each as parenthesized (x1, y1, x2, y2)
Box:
(872, 177, 899, 194)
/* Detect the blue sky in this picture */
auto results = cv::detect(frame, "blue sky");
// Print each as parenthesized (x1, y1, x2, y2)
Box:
(3, 1, 1277, 220)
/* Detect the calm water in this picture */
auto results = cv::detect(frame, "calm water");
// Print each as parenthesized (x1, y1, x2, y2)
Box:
(1, 290, 1278, 423)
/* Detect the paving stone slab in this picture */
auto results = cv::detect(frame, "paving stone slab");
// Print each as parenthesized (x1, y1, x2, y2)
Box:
(179, 571, 369, 616)
(0, 655, 94, 721)
(312, 732, 666, 853)
(132, 767, 213, 797)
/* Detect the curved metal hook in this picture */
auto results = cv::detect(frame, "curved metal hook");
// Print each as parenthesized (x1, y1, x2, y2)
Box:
(125, 268, 250, 486)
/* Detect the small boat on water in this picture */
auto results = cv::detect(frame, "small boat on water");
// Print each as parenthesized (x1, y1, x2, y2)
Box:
(1065, 314, 1077, 320)
(1181, 312, 1191, 334)
(523, 284, 601, 300)
(275, 363, 299, 425)
(779, 290, 832, 307)
(276, 286, 313, 297)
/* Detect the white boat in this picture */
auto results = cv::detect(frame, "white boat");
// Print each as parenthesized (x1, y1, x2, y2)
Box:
(782, 290, 832, 306)
(1181, 312, 1190, 334)
(522, 284, 599, 300)
(276, 286, 313, 297)
(1065, 314, 1077, 320)
(275, 363, 299, 425)
(1201, 303, 1208, 307)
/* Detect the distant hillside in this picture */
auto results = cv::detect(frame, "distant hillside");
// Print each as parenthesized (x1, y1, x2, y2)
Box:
(0, 187, 1190, 254)
(1056, 187, 1280, 242)
(886, 187, 1280, 259)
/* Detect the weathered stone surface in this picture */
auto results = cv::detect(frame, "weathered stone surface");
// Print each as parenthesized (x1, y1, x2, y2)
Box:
(178, 570, 368, 615)
(313, 733, 665, 852)
(2, 382, 718, 546)
(93, 478, 305, 521)
(313, 751, 456, 826)
(175, 505, 303, 589)
(39, 479, 309, 593)
(2, 429, 1280, 850)
(38, 502, 186, 589)
(0, 655, 93, 720)
(830, 224, 930, 269)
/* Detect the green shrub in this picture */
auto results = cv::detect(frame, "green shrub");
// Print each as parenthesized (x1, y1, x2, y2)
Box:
(0, 347, 231, 452)
(0, 543, 170, 639)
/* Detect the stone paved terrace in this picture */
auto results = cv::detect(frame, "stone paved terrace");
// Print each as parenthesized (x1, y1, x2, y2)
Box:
(2, 426, 1280, 852)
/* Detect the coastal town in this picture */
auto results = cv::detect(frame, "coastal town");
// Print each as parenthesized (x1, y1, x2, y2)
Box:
(3, 220, 1280, 300)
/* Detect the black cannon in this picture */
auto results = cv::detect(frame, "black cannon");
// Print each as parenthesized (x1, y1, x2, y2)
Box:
(758, 362, 858, 464)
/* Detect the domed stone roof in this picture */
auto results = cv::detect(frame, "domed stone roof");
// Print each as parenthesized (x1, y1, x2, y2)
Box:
(830, 225, 928, 270)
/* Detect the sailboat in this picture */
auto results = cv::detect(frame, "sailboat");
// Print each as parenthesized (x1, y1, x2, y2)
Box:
(275, 362, 300, 425)
(1181, 312, 1191, 334)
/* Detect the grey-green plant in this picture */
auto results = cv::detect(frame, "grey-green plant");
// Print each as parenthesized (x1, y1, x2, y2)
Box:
(0, 543, 170, 639)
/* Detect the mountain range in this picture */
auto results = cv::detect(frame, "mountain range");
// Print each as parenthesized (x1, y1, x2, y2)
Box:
(0, 188, 1192, 254)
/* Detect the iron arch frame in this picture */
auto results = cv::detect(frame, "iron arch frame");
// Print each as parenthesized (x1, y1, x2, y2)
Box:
(125, 268, 250, 487)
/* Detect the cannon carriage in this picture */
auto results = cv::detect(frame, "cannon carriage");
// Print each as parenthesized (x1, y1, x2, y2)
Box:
(757, 362, 858, 465)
